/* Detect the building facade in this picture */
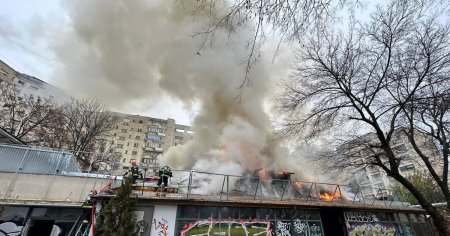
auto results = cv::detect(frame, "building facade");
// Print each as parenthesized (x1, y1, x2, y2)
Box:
(0, 59, 69, 102)
(108, 114, 193, 170)
(339, 129, 440, 198)
(0, 59, 18, 85)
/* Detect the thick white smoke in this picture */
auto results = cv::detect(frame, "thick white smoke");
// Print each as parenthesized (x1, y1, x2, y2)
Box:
(53, 0, 299, 179)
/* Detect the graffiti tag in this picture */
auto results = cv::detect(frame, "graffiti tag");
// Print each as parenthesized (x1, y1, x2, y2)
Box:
(153, 218, 168, 236)
(347, 222, 397, 236)
(179, 219, 273, 236)
(0, 222, 23, 236)
(276, 221, 291, 236)
(308, 223, 322, 236)
(293, 219, 309, 236)
(344, 212, 379, 223)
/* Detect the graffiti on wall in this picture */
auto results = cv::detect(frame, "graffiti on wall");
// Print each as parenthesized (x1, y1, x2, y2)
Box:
(347, 222, 397, 236)
(152, 218, 169, 236)
(395, 224, 413, 236)
(275, 221, 290, 236)
(179, 219, 323, 236)
(293, 219, 308, 236)
(0, 222, 23, 236)
(180, 219, 273, 236)
(344, 212, 379, 223)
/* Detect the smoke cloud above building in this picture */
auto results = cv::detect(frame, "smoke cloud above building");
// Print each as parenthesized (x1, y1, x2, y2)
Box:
(51, 0, 299, 177)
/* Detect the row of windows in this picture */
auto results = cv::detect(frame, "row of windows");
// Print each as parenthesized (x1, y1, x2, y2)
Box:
(145, 142, 162, 148)
(116, 128, 144, 133)
(123, 150, 138, 155)
(147, 135, 164, 141)
(149, 128, 165, 133)
(115, 143, 139, 148)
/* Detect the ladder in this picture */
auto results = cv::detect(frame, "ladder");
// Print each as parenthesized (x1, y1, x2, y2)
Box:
(74, 221, 91, 236)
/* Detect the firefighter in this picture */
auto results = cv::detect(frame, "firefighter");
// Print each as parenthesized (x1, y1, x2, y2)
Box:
(157, 165, 173, 191)
(130, 160, 142, 184)
(81, 189, 96, 225)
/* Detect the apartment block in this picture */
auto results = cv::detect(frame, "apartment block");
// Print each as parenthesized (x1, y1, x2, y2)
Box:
(109, 114, 192, 170)
(338, 129, 440, 198)
(0, 59, 69, 102)
(0, 59, 18, 84)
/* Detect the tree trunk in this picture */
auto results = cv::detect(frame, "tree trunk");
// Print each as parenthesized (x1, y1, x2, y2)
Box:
(395, 173, 450, 235)
(424, 205, 449, 236)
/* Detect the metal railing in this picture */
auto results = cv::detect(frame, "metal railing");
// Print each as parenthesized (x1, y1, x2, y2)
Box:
(135, 169, 411, 208)
(0, 144, 411, 208)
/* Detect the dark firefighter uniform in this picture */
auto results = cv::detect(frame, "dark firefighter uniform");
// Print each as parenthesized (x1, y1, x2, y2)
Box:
(131, 165, 142, 183)
(81, 191, 95, 225)
(157, 166, 173, 190)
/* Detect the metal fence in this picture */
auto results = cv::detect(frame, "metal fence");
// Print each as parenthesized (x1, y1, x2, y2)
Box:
(137, 169, 412, 208)
(0, 144, 112, 203)
(0, 144, 80, 174)
(0, 144, 411, 208)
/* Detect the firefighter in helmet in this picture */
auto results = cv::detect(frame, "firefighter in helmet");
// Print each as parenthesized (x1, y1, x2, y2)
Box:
(157, 165, 172, 191)
(81, 189, 97, 226)
(130, 160, 142, 184)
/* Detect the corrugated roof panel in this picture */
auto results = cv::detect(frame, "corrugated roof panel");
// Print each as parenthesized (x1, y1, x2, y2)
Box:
(0, 144, 81, 174)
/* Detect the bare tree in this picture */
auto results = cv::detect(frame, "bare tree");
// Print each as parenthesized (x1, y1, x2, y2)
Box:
(186, 0, 360, 87)
(90, 137, 122, 172)
(279, 0, 450, 234)
(0, 81, 57, 143)
(60, 98, 119, 171)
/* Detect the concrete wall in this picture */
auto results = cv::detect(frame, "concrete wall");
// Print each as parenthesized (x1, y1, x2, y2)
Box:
(0, 172, 112, 202)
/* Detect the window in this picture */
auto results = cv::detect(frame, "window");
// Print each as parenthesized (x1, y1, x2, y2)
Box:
(147, 135, 164, 141)
(146, 142, 162, 148)
(372, 173, 382, 183)
(392, 144, 406, 152)
(148, 128, 165, 133)
(175, 136, 184, 140)
(125, 150, 128, 154)
(373, 183, 384, 189)
(133, 143, 139, 147)
(139, 120, 143, 124)
(119, 136, 125, 141)
(138, 129, 143, 132)
(136, 136, 141, 140)
(132, 151, 137, 155)
(116, 144, 124, 148)
(400, 164, 415, 173)
(121, 129, 127, 133)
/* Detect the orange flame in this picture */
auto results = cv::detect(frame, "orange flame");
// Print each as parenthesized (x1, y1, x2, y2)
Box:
(294, 181, 303, 187)
(275, 171, 287, 176)
(320, 191, 341, 201)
